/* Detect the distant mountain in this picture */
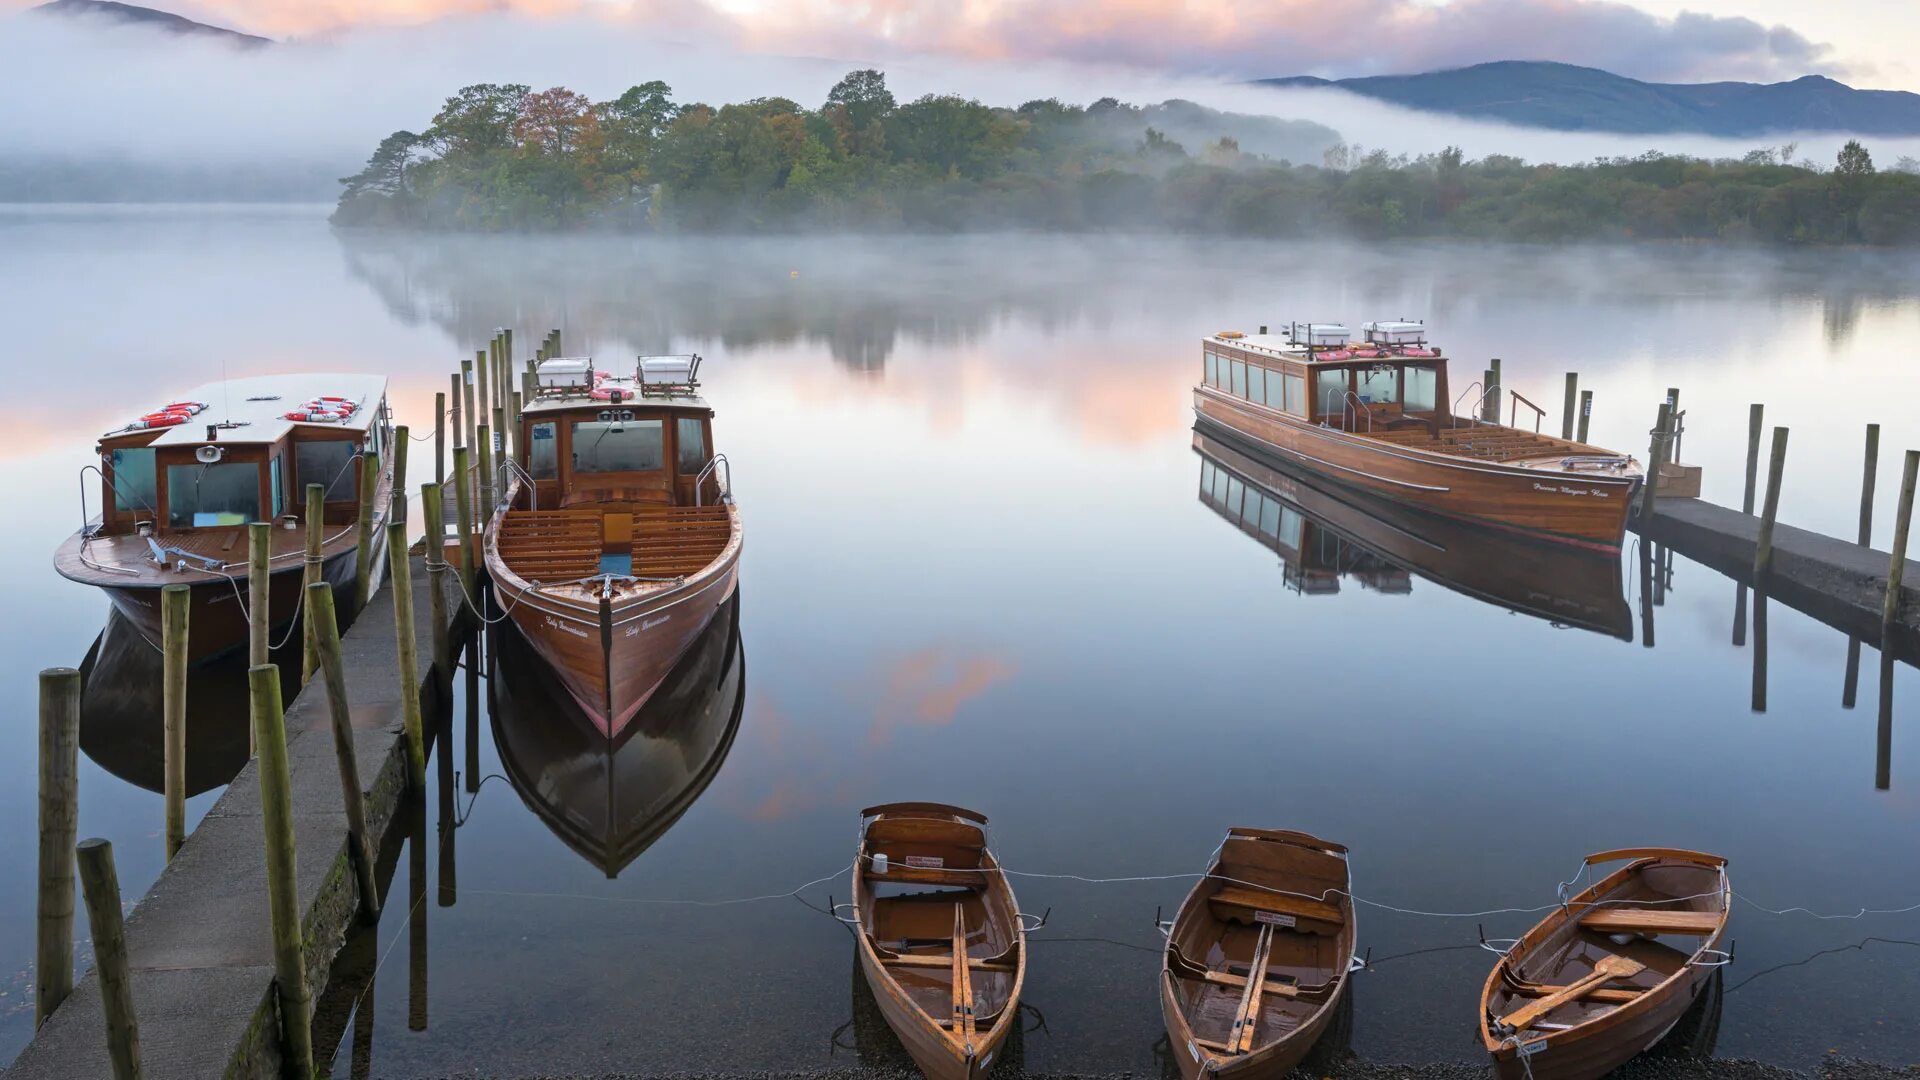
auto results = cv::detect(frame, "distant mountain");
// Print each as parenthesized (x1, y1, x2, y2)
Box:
(1258, 61, 1920, 136)
(32, 0, 269, 47)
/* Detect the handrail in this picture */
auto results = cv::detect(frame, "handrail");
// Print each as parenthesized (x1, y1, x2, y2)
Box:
(1319, 387, 1373, 432)
(497, 457, 538, 512)
(1342, 391, 1374, 432)
(1450, 381, 1498, 428)
(1509, 390, 1546, 434)
(694, 453, 732, 507)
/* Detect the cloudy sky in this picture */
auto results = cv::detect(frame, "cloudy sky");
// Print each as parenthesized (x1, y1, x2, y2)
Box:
(45, 0, 1912, 90)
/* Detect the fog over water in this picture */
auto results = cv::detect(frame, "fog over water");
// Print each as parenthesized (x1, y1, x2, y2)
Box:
(0, 206, 1916, 1073)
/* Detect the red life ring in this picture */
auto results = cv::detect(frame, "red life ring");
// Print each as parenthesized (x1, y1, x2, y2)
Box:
(590, 387, 623, 402)
(1318, 350, 1352, 361)
(1398, 347, 1435, 357)
(135, 414, 188, 428)
(163, 401, 207, 413)
(284, 410, 342, 423)
(594, 371, 611, 381)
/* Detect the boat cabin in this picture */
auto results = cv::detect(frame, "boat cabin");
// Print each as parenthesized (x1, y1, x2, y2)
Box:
(90, 374, 390, 541)
(1201, 321, 1450, 435)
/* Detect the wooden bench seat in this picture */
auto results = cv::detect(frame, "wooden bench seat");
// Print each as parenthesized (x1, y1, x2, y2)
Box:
(1209, 885, 1344, 929)
(1579, 909, 1722, 936)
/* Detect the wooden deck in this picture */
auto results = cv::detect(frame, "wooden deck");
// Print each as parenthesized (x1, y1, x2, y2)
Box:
(497, 505, 733, 583)
(1359, 424, 1588, 462)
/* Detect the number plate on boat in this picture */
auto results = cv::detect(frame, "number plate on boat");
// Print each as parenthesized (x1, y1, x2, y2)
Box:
(1519, 1039, 1549, 1057)
(1255, 911, 1296, 928)
(1188, 1039, 1201, 1062)
(905, 855, 945, 868)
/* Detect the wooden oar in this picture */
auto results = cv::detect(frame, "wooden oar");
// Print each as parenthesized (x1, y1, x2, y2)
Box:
(1502, 955, 1643, 1031)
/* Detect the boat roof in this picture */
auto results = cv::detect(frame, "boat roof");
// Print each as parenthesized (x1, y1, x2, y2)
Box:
(1206, 332, 1443, 365)
(524, 357, 711, 415)
(104, 373, 388, 447)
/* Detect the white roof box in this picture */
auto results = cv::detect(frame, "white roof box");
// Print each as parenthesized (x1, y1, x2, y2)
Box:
(1362, 320, 1427, 345)
(1291, 322, 1350, 347)
(638, 354, 700, 388)
(536, 357, 595, 389)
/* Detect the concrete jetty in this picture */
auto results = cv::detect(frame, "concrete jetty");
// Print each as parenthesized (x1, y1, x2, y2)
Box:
(11, 556, 462, 1080)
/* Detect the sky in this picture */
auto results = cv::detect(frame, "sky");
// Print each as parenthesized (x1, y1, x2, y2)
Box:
(30, 0, 1913, 91)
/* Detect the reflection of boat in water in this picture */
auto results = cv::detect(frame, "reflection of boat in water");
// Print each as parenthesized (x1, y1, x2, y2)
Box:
(490, 592, 744, 877)
(1196, 428, 1632, 639)
(77, 608, 298, 795)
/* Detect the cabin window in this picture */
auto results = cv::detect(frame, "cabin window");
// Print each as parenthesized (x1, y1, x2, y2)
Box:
(1405, 365, 1438, 411)
(270, 456, 284, 517)
(676, 417, 708, 473)
(1279, 507, 1304, 549)
(109, 447, 158, 514)
(1315, 369, 1349, 418)
(572, 419, 664, 473)
(1356, 366, 1399, 405)
(529, 422, 558, 479)
(166, 462, 261, 528)
(1210, 466, 1229, 504)
(1203, 354, 1217, 387)
(297, 440, 358, 502)
(1226, 476, 1245, 519)
(1258, 497, 1281, 538)
(1199, 461, 1215, 492)
(1246, 365, 1268, 406)
(1283, 373, 1306, 416)
(1229, 361, 1246, 398)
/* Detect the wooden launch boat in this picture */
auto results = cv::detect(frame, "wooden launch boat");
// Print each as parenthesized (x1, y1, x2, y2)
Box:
(1160, 828, 1358, 1080)
(850, 803, 1029, 1080)
(1195, 428, 1632, 638)
(1194, 322, 1643, 552)
(1480, 849, 1731, 1080)
(55, 374, 394, 662)
(485, 353, 741, 739)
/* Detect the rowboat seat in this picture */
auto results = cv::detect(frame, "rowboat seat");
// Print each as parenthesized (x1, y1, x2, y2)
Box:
(1209, 885, 1344, 931)
(1578, 909, 1722, 936)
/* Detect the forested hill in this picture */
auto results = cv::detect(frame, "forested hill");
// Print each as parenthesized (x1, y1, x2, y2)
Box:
(333, 71, 1920, 244)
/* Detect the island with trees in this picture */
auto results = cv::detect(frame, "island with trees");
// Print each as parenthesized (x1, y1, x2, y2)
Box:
(334, 69, 1920, 245)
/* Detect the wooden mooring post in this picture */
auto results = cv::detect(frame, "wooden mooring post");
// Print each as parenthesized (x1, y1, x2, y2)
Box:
(1876, 653, 1894, 791)
(1859, 423, 1880, 546)
(36, 667, 80, 1028)
(352, 451, 380, 617)
(1885, 449, 1917, 631)
(509, 391, 524, 469)
(306, 583, 382, 923)
(302, 484, 324, 684)
(1638, 402, 1672, 523)
(387, 521, 427, 789)
(1561, 373, 1577, 440)
(434, 391, 447, 488)
(248, 663, 315, 1079)
(391, 425, 410, 523)
(421, 482, 452, 685)
(462, 357, 479, 471)
(408, 805, 428, 1033)
(76, 839, 140, 1080)
(248, 522, 270, 670)
(477, 341, 493, 458)
(1576, 389, 1593, 444)
(1753, 427, 1789, 581)
(476, 424, 495, 527)
(451, 446, 476, 598)
(1742, 404, 1764, 514)
(162, 583, 188, 862)
(1752, 589, 1769, 713)
(449, 373, 464, 454)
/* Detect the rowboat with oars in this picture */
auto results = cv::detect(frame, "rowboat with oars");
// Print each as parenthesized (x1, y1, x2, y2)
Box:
(484, 353, 741, 739)
(1195, 322, 1643, 552)
(1158, 828, 1358, 1079)
(55, 374, 394, 662)
(848, 803, 1033, 1080)
(1480, 849, 1731, 1080)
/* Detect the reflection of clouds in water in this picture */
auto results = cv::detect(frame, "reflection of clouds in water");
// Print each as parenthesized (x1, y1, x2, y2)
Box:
(868, 644, 1018, 748)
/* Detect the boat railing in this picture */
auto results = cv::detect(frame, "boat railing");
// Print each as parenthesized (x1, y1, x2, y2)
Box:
(694, 454, 733, 507)
(1508, 390, 1546, 434)
(497, 457, 538, 512)
(1450, 382, 1498, 428)
(1320, 388, 1373, 433)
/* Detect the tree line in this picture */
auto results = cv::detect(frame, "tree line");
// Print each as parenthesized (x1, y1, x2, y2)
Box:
(333, 70, 1920, 245)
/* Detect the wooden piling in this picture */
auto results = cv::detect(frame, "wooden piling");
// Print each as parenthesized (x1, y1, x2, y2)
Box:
(502, 327, 515, 409)
(463, 635, 480, 795)
(451, 446, 475, 598)
(436, 700, 456, 908)
(450, 371, 466, 452)
(1751, 589, 1769, 713)
(161, 583, 188, 862)
(420, 483, 452, 685)
(1884, 449, 1917, 630)
(1858, 423, 1880, 546)
(36, 668, 80, 1028)
(1638, 402, 1672, 522)
(476, 424, 495, 526)
(1638, 539, 1655, 649)
(1741, 404, 1764, 515)
(408, 805, 427, 1032)
(462, 357, 479, 471)
(1843, 637, 1861, 709)
(247, 523, 270, 671)
(1481, 366, 1498, 422)
(386, 521, 426, 790)
(306, 584, 382, 923)
(1577, 389, 1593, 444)
(1876, 653, 1894, 791)
(1752, 426, 1789, 581)
(477, 341, 493, 455)
(352, 451, 380, 617)
(509, 391, 523, 468)
(75, 839, 140, 1080)
(248, 664, 314, 1079)
(434, 391, 446, 488)
(1561, 373, 1577, 440)
(302, 484, 324, 684)
(391, 425, 410, 524)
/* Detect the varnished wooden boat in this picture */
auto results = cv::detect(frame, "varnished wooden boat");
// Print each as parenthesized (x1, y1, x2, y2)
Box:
(54, 374, 394, 662)
(491, 592, 744, 877)
(1195, 428, 1632, 638)
(1160, 828, 1357, 1080)
(1480, 849, 1731, 1080)
(1195, 324, 1643, 552)
(851, 803, 1028, 1080)
(485, 354, 741, 739)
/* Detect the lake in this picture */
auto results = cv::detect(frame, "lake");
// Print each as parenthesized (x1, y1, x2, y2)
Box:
(0, 206, 1916, 1076)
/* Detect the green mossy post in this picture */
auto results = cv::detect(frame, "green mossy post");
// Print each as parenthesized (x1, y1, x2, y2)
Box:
(161, 583, 188, 862)
(1859, 423, 1880, 546)
(1577, 390, 1593, 444)
(477, 424, 495, 530)
(391, 425, 410, 524)
(1638, 402, 1672, 523)
(76, 839, 140, 1080)
(1885, 450, 1917, 631)
(248, 664, 314, 1080)
(36, 667, 80, 1028)
(248, 522, 271, 671)
(434, 391, 446, 488)
(1753, 426, 1790, 581)
(387, 521, 427, 790)
(451, 446, 476, 600)
(302, 484, 325, 685)
(1561, 373, 1578, 440)
(306, 584, 382, 923)
(421, 483, 452, 685)
(352, 450, 380, 617)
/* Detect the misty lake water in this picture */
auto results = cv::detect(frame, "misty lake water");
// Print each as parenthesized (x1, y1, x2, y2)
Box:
(1, 205, 1917, 1076)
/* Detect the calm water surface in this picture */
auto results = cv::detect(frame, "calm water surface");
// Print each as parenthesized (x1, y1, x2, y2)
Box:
(0, 206, 1916, 1075)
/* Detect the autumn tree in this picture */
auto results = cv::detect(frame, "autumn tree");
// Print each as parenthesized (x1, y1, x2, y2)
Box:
(514, 87, 602, 157)
(428, 83, 530, 158)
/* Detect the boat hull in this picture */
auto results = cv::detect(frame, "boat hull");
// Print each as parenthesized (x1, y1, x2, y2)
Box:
(92, 546, 368, 664)
(855, 938, 1016, 1080)
(1195, 390, 1638, 552)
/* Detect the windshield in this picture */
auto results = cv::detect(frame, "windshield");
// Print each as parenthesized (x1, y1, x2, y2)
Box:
(572, 420, 664, 473)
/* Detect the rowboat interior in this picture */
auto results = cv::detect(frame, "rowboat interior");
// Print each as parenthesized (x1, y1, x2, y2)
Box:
(1485, 850, 1730, 1049)
(855, 804, 1023, 1061)
(1165, 830, 1355, 1068)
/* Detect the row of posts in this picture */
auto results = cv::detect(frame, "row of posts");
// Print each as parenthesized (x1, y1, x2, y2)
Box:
(30, 365, 516, 1074)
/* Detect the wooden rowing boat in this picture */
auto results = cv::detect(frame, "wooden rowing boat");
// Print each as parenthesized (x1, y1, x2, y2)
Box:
(1480, 849, 1731, 1080)
(851, 803, 1028, 1080)
(1195, 427, 1632, 638)
(1194, 325, 1643, 552)
(54, 374, 394, 662)
(485, 354, 741, 739)
(1160, 828, 1357, 1080)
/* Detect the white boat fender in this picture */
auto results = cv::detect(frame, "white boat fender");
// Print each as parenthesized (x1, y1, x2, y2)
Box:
(871, 852, 888, 874)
